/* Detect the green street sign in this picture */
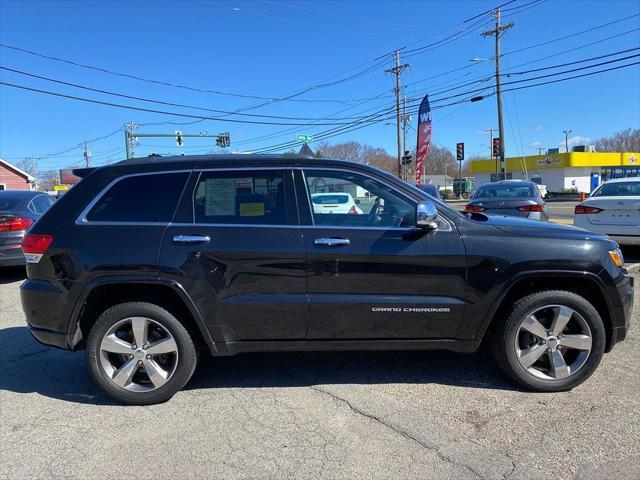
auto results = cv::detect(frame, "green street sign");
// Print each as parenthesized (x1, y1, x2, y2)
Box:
(297, 134, 314, 142)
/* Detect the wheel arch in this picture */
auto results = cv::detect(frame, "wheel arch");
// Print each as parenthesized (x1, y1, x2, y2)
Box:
(67, 277, 215, 353)
(479, 271, 615, 351)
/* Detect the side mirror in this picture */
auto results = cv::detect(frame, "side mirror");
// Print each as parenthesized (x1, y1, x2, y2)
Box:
(416, 200, 438, 229)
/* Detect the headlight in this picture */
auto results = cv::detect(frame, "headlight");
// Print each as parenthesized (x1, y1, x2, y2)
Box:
(609, 248, 624, 268)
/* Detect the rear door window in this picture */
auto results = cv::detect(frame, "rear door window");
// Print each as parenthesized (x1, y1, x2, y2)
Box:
(592, 181, 640, 197)
(193, 170, 287, 225)
(85, 172, 189, 223)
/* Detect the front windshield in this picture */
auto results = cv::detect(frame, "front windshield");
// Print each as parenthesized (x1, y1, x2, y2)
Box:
(591, 181, 640, 197)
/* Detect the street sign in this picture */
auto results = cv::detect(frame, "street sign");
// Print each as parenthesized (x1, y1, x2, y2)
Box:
(297, 134, 314, 142)
(53, 185, 69, 191)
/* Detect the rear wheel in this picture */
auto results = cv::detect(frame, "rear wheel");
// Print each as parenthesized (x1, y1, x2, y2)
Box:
(493, 290, 605, 392)
(86, 302, 198, 405)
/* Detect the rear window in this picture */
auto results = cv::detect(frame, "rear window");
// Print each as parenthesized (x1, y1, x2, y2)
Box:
(311, 194, 350, 204)
(591, 181, 640, 197)
(85, 172, 188, 222)
(475, 184, 535, 198)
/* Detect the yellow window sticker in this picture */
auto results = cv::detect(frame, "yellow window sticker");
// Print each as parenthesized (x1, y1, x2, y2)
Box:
(239, 203, 265, 216)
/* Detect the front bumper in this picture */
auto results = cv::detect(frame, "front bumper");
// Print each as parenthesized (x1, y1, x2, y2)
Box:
(607, 271, 634, 351)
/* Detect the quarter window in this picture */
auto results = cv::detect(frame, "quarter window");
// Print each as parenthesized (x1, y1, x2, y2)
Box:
(194, 170, 286, 225)
(304, 170, 415, 227)
(86, 172, 189, 222)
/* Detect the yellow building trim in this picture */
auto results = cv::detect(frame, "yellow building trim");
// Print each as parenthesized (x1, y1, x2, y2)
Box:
(470, 152, 640, 174)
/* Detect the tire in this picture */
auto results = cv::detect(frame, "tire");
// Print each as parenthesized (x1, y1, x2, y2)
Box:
(492, 290, 606, 392)
(86, 302, 198, 405)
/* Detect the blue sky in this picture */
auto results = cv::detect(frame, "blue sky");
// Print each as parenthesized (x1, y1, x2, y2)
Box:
(1, 0, 639, 170)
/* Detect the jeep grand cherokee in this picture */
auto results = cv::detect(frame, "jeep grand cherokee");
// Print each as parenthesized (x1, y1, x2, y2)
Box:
(20, 155, 634, 404)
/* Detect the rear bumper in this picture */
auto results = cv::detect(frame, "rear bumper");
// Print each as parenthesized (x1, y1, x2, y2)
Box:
(27, 324, 69, 349)
(0, 245, 25, 266)
(20, 278, 72, 349)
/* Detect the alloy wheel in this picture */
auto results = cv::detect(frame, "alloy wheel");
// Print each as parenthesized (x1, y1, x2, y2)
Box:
(99, 317, 179, 392)
(514, 305, 592, 381)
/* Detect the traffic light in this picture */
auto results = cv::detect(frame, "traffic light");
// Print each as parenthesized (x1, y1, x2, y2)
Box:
(456, 142, 464, 161)
(401, 150, 412, 165)
(175, 131, 184, 147)
(492, 137, 500, 158)
(217, 132, 231, 148)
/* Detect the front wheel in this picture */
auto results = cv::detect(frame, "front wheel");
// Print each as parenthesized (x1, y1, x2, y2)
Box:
(86, 302, 198, 405)
(492, 290, 606, 392)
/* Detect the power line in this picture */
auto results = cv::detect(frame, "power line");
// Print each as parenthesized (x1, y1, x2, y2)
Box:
(0, 81, 385, 126)
(0, 66, 374, 122)
(0, 43, 379, 106)
(504, 13, 640, 57)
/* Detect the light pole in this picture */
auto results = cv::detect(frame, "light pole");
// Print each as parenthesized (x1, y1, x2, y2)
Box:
(563, 130, 572, 153)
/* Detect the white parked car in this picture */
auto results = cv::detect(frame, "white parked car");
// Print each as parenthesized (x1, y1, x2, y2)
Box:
(573, 177, 640, 246)
(310, 192, 363, 215)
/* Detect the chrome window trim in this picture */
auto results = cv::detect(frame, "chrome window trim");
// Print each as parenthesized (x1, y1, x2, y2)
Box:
(74, 164, 452, 232)
(296, 166, 453, 232)
(76, 169, 192, 225)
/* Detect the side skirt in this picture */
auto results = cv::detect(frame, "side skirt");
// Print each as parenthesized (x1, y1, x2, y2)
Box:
(210, 338, 480, 356)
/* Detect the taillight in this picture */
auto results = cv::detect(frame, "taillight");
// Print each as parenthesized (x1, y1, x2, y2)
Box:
(464, 205, 486, 213)
(575, 205, 603, 214)
(21, 234, 53, 263)
(0, 216, 33, 232)
(348, 205, 358, 214)
(517, 204, 544, 212)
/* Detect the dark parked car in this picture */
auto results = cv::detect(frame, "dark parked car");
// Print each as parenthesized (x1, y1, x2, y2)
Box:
(0, 190, 55, 266)
(21, 155, 633, 404)
(465, 180, 549, 221)
(418, 183, 443, 201)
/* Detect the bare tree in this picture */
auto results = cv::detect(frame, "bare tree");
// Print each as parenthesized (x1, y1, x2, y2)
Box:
(595, 128, 640, 152)
(316, 141, 367, 163)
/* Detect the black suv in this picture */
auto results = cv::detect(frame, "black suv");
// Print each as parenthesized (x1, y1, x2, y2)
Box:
(21, 155, 634, 404)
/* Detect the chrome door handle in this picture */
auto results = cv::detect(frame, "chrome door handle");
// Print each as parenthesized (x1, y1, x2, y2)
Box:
(173, 235, 210, 244)
(314, 237, 350, 246)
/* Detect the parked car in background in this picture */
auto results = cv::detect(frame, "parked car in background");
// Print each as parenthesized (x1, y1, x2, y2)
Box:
(311, 192, 363, 214)
(573, 177, 640, 246)
(0, 190, 55, 266)
(418, 184, 443, 201)
(465, 180, 549, 221)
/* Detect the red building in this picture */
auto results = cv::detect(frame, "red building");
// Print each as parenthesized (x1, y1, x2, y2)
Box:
(0, 159, 35, 191)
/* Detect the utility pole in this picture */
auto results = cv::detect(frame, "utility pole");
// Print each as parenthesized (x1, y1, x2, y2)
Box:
(563, 129, 572, 153)
(401, 97, 410, 181)
(82, 142, 91, 167)
(386, 51, 410, 178)
(482, 8, 513, 180)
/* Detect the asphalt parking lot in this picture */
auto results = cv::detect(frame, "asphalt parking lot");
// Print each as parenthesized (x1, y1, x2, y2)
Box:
(0, 258, 638, 480)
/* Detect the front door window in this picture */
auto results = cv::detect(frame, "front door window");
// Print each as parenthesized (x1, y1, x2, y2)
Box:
(304, 170, 415, 228)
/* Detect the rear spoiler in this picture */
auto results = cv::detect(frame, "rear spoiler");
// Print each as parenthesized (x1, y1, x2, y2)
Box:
(59, 167, 96, 185)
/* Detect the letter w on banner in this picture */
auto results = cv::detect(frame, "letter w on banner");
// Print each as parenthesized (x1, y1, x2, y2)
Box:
(415, 95, 432, 187)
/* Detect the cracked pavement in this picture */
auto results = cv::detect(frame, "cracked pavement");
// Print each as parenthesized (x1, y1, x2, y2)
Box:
(1, 267, 639, 479)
